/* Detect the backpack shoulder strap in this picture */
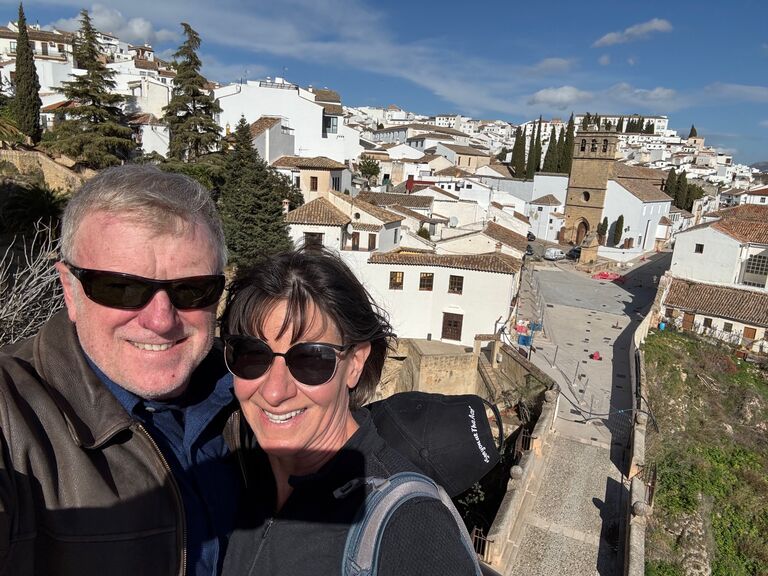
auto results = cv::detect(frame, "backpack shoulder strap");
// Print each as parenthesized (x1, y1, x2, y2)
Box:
(339, 471, 481, 576)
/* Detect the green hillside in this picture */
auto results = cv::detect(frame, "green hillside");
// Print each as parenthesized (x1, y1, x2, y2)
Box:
(642, 330, 768, 576)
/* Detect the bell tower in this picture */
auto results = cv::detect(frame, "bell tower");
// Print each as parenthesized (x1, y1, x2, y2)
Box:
(563, 132, 617, 245)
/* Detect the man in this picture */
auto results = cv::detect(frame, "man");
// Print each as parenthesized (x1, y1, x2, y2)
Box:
(0, 165, 499, 576)
(0, 165, 238, 575)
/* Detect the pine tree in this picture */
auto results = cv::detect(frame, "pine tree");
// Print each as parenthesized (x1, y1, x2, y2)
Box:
(676, 171, 688, 210)
(525, 122, 536, 179)
(613, 215, 624, 246)
(219, 117, 294, 268)
(559, 113, 575, 175)
(163, 23, 221, 162)
(688, 124, 697, 139)
(542, 126, 558, 172)
(511, 126, 525, 176)
(44, 10, 134, 168)
(664, 167, 678, 199)
(13, 3, 42, 144)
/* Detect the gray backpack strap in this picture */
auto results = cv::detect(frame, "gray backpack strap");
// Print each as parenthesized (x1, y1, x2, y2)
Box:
(337, 471, 482, 576)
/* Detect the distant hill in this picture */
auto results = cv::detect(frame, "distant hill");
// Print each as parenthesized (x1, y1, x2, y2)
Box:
(750, 161, 768, 172)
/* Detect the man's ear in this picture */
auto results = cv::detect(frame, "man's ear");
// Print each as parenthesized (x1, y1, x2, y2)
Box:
(345, 341, 371, 390)
(54, 261, 78, 323)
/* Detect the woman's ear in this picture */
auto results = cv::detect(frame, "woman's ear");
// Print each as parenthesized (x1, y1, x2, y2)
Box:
(345, 342, 371, 390)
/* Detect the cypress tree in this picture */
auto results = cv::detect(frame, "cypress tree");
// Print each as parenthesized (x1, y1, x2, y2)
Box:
(511, 125, 525, 177)
(613, 214, 624, 246)
(13, 2, 42, 143)
(664, 167, 678, 199)
(163, 23, 221, 162)
(542, 126, 558, 172)
(597, 216, 608, 244)
(44, 9, 134, 168)
(559, 113, 575, 175)
(617, 117, 624, 132)
(533, 117, 542, 173)
(219, 116, 294, 268)
(525, 123, 536, 179)
(676, 171, 688, 210)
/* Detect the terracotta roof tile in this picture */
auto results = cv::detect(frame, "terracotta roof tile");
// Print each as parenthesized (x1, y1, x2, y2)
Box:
(435, 166, 472, 178)
(356, 192, 433, 210)
(312, 88, 341, 103)
(351, 223, 381, 232)
(249, 116, 281, 137)
(531, 194, 560, 206)
(407, 133, 455, 141)
(513, 211, 530, 224)
(273, 156, 347, 170)
(329, 191, 403, 224)
(665, 278, 768, 327)
(285, 197, 349, 226)
(713, 219, 768, 244)
(440, 143, 489, 156)
(369, 250, 521, 274)
(483, 221, 528, 252)
(615, 177, 671, 203)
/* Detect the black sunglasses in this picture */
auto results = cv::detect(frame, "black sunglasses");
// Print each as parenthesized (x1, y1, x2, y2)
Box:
(63, 262, 225, 311)
(224, 335, 354, 386)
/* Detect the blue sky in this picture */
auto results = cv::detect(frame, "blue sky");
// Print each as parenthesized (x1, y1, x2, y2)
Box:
(6, 0, 768, 165)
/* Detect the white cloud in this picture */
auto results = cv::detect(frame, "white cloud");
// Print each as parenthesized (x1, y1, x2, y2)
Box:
(704, 83, 768, 103)
(598, 54, 610, 66)
(593, 18, 672, 47)
(606, 83, 681, 110)
(48, 3, 177, 45)
(760, 120, 768, 128)
(529, 58, 574, 74)
(627, 58, 636, 66)
(527, 86, 593, 109)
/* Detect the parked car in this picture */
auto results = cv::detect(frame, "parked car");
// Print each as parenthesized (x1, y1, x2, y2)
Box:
(525, 244, 534, 256)
(543, 247, 566, 261)
(566, 246, 582, 260)
(526, 231, 536, 241)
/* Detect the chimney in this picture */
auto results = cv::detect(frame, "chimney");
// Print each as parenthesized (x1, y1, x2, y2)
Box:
(495, 242, 502, 252)
(405, 175, 414, 193)
(282, 198, 290, 214)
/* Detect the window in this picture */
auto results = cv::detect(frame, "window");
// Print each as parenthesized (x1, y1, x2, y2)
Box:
(703, 318, 712, 328)
(602, 139, 608, 153)
(389, 271, 404, 290)
(351, 232, 360, 251)
(294, 176, 300, 188)
(537, 206, 543, 212)
(419, 273, 434, 291)
(694, 243, 704, 254)
(304, 232, 323, 249)
(323, 115, 338, 135)
(441, 313, 463, 341)
(723, 322, 733, 333)
(590, 139, 597, 152)
(332, 176, 341, 191)
(310, 176, 318, 191)
(448, 275, 464, 294)
(368, 233, 376, 250)
(9, 41, 16, 53)
(582, 191, 590, 202)
(580, 139, 586, 152)
(745, 254, 768, 276)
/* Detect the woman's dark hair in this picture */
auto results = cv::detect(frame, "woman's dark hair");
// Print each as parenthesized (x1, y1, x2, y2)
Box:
(220, 247, 395, 409)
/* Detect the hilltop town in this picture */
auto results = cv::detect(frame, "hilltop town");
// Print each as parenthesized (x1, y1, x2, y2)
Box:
(1, 11, 766, 576)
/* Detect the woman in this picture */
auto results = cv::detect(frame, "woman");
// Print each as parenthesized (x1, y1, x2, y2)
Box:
(220, 248, 479, 576)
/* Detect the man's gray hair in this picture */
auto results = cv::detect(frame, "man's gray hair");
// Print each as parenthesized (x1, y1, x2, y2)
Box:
(61, 165, 227, 270)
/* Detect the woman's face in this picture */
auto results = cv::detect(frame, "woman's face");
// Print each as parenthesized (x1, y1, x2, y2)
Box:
(233, 299, 370, 473)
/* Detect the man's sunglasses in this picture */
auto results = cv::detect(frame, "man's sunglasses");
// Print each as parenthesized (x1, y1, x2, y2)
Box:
(224, 335, 354, 386)
(63, 262, 225, 311)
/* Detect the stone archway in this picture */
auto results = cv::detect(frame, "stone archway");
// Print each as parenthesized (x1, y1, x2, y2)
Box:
(576, 220, 589, 245)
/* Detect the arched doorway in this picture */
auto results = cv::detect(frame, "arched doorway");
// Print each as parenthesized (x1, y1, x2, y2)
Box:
(576, 220, 589, 245)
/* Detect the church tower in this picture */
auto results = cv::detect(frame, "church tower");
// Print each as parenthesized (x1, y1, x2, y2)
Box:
(562, 132, 617, 245)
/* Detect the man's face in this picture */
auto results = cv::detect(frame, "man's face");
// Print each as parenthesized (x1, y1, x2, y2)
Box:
(56, 211, 220, 399)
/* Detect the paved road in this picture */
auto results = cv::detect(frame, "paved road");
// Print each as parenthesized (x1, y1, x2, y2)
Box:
(505, 252, 670, 576)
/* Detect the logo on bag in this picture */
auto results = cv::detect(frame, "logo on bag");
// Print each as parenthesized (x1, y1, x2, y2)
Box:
(467, 406, 490, 463)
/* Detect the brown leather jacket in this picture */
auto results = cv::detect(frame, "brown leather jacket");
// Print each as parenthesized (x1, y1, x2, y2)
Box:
(0, 312, 240, 576)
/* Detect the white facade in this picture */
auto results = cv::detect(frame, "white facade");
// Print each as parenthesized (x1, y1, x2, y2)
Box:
(436, 231, 525, 260)
(601, 180, 671, 252)
(670, 227, 743, 285)
(214, 79, 363, 162)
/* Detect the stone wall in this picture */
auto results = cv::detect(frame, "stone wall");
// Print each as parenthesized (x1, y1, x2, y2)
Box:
(0, 149, 95, 194)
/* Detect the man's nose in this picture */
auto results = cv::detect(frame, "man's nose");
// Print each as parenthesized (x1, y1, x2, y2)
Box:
(137, 289, 179, 333)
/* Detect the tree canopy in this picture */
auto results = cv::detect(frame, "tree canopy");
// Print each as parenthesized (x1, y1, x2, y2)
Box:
(219, 117, 295, 268)
(43, 9, 134, 168)
(13, 3, 41, 144)
(358, 155, 380, 184)
(163, 23, 221, 162)
(511, 126, 525, 177)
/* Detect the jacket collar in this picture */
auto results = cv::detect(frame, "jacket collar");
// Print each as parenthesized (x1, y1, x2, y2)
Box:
(31, 311, 138, 449)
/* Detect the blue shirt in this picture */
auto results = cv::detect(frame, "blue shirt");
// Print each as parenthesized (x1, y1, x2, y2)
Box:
(89, 351, 240, 576)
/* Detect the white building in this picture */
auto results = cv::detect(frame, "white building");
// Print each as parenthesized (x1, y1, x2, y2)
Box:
(214, 79, 362, 162)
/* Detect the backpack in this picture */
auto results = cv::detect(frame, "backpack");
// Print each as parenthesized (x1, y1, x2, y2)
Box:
(337, 472, 497, 576)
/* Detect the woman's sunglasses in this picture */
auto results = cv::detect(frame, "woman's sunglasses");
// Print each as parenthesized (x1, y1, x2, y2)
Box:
(63, 262, 225, 311)
(224, 335, 354, 386)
